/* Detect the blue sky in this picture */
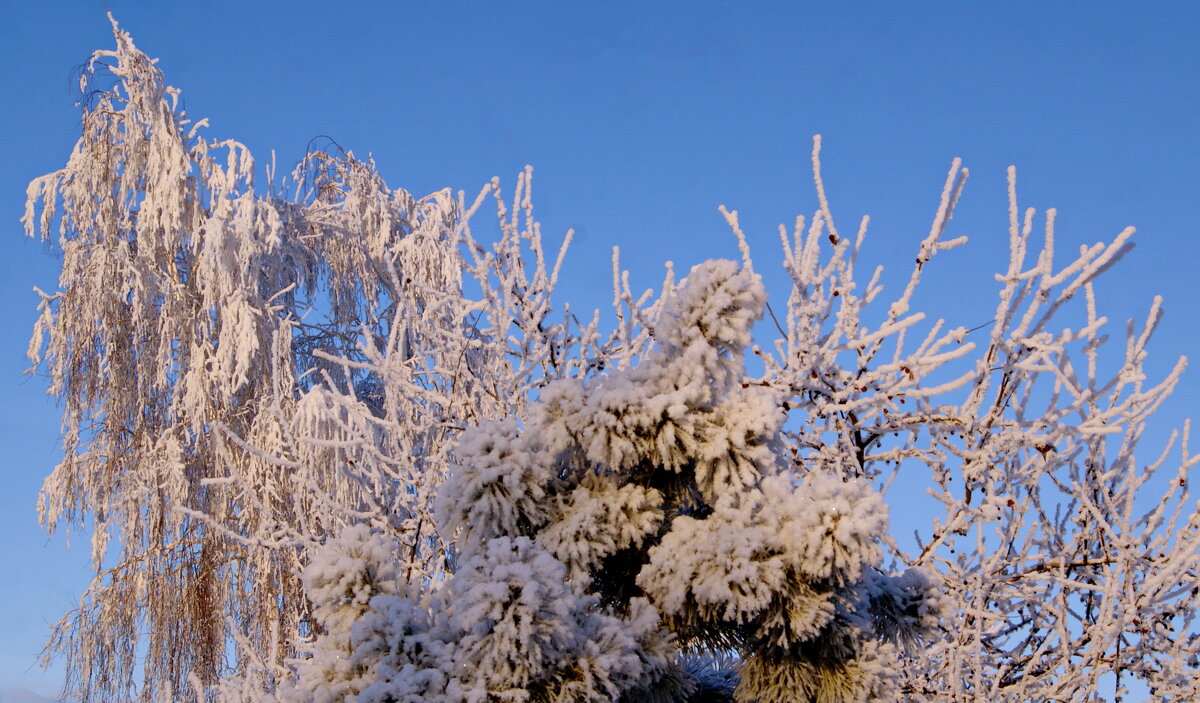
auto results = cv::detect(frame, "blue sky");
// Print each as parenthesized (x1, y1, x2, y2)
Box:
(2, 1, 1197, 698)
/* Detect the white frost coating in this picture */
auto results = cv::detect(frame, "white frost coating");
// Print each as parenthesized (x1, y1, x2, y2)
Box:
(766, 472, 888, 584)
(440, 537, 584, 698)
(435, 418, 556, 552)
(275, 528, 447, 703)
(639, 496, 788, 624)
(436, 537, 672, 703)
(536, 473, 664, 579)
(301, 524, 406, 634)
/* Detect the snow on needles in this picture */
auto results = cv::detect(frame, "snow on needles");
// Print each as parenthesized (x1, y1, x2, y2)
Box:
(314, 260, 943, 702)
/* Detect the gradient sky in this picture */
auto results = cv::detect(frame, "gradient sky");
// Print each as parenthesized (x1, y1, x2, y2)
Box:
(2, 2, 1198, 699)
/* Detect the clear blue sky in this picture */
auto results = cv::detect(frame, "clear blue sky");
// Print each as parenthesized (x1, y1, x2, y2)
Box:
(2, 2, 1197, 699)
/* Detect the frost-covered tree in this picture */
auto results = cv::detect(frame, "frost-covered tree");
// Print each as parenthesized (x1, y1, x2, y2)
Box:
(430, 259, 942, 702)
(277, 261, 938, 703)
(22, 17, 1200, 703)
(744, 144, 1200, 701)
(22, 17, 652, 702)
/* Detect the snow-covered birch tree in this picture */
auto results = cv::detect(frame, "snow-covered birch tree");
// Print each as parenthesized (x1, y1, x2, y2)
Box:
(21, 17, 1199, 703)
(22, 16, 652, 702)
